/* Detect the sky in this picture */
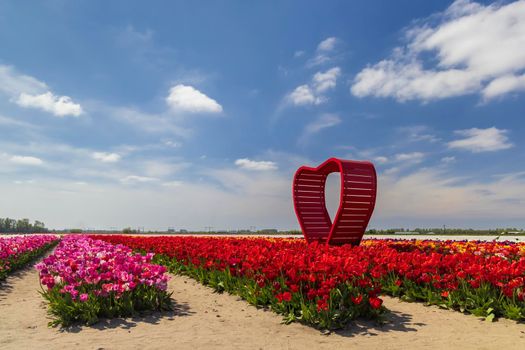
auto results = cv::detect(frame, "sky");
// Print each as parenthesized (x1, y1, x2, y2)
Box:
(1, 0, 525, 231)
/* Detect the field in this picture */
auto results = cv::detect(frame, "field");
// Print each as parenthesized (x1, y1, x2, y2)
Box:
(91, 235, 525, 324)
(1, 234, 524, 349)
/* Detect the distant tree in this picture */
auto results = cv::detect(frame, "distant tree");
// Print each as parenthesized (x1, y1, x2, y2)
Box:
(34, 220, 46, 232)
(122, 227, 139, 234)
(0, 217, 48, 233)
(16, 218, 30, 233)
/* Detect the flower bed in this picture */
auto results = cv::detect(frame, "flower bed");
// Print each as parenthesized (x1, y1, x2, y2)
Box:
(362, 238, 525, 259)
(0, 235, 59, 281)
(36, 236, 172, 327)
(362, 239, 525, 321)
(92, 235, 525, 327)
(91, 235, 386, 329)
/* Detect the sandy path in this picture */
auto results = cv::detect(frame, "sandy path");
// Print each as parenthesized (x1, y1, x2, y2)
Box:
(1, 264, 524, 350)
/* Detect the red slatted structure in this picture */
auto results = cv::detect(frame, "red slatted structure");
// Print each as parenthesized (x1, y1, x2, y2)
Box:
(293, 158, 377, 246)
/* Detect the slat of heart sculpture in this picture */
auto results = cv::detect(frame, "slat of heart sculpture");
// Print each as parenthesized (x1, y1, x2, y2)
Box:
(293, 158, 377, 246)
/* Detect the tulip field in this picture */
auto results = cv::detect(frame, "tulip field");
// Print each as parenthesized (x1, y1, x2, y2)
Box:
(3, 234, 524, 330)
(0, 235, 58, 281)
(91, 235, 525, 329)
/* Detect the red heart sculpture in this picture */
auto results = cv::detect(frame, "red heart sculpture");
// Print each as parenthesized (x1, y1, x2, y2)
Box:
(293, 158, 377, 246)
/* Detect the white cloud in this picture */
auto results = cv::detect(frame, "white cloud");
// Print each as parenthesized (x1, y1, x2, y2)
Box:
(9, 155, 44, 166)
(374, 156, 389, 164)
(351, 0, 525, 102)
(482, 74, 525, 100)
(234, 158, 277, 171)
(308, 37, 340, 67)
(312, 67, 341, 93)
(299, 113, 341, 145)
(307, 55, 331, 68)
(441, 156, 456, 163)
(351, 55, 482, 102)
(0, 64, 83, 116)
(287, 85, 322, 106)
(166, 84, 223, 114)
(15, 92, 83, 117)
(163, 140, 180, 148)
(286, 67, 341, 106)
(394, 152, 425, 163)
(398, 125, 440, 143)
(120, 175, 158, 184)
(92, 152, 121, 163)
(448, 127, 513, 152)
(317, 37, 338, 52)
(294, 50, 305, 58)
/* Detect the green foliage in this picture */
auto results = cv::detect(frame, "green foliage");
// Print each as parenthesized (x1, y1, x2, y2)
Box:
(0, 217, 49, 233)
(380, 276, 525, 321)
(41, 284, 173, 327)
(122, 227, 140, 234)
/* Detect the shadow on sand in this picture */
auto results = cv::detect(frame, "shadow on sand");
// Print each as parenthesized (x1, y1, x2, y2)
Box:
(0, 263, 41, 302)
(335, 309, 423, 337)
(63, 300, 194, 333)
(0, 281, 14, 302)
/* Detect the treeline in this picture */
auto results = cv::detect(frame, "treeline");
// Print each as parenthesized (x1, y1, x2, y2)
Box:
(366, 228, 524, 235)
(0, 218, 48, 233)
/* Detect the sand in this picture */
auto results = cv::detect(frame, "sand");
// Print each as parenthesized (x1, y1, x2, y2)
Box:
(1, 262, 524, 350)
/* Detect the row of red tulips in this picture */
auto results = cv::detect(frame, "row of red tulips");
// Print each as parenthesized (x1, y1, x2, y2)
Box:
(0, 235, 59, 281)
(92, 235, 525, 328)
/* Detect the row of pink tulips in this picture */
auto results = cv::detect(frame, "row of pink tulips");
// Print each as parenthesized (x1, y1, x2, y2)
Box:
(36, 236, 172, 326)
(0, 234, 58, 280)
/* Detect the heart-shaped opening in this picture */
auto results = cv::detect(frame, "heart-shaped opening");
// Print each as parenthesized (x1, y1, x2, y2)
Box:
(324, 172, 341, 224)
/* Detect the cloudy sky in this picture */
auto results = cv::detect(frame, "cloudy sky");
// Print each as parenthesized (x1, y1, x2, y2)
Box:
(1, 0, 525, 230)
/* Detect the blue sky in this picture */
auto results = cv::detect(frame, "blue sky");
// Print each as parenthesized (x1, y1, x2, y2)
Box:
(1, 0, 525, 230)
